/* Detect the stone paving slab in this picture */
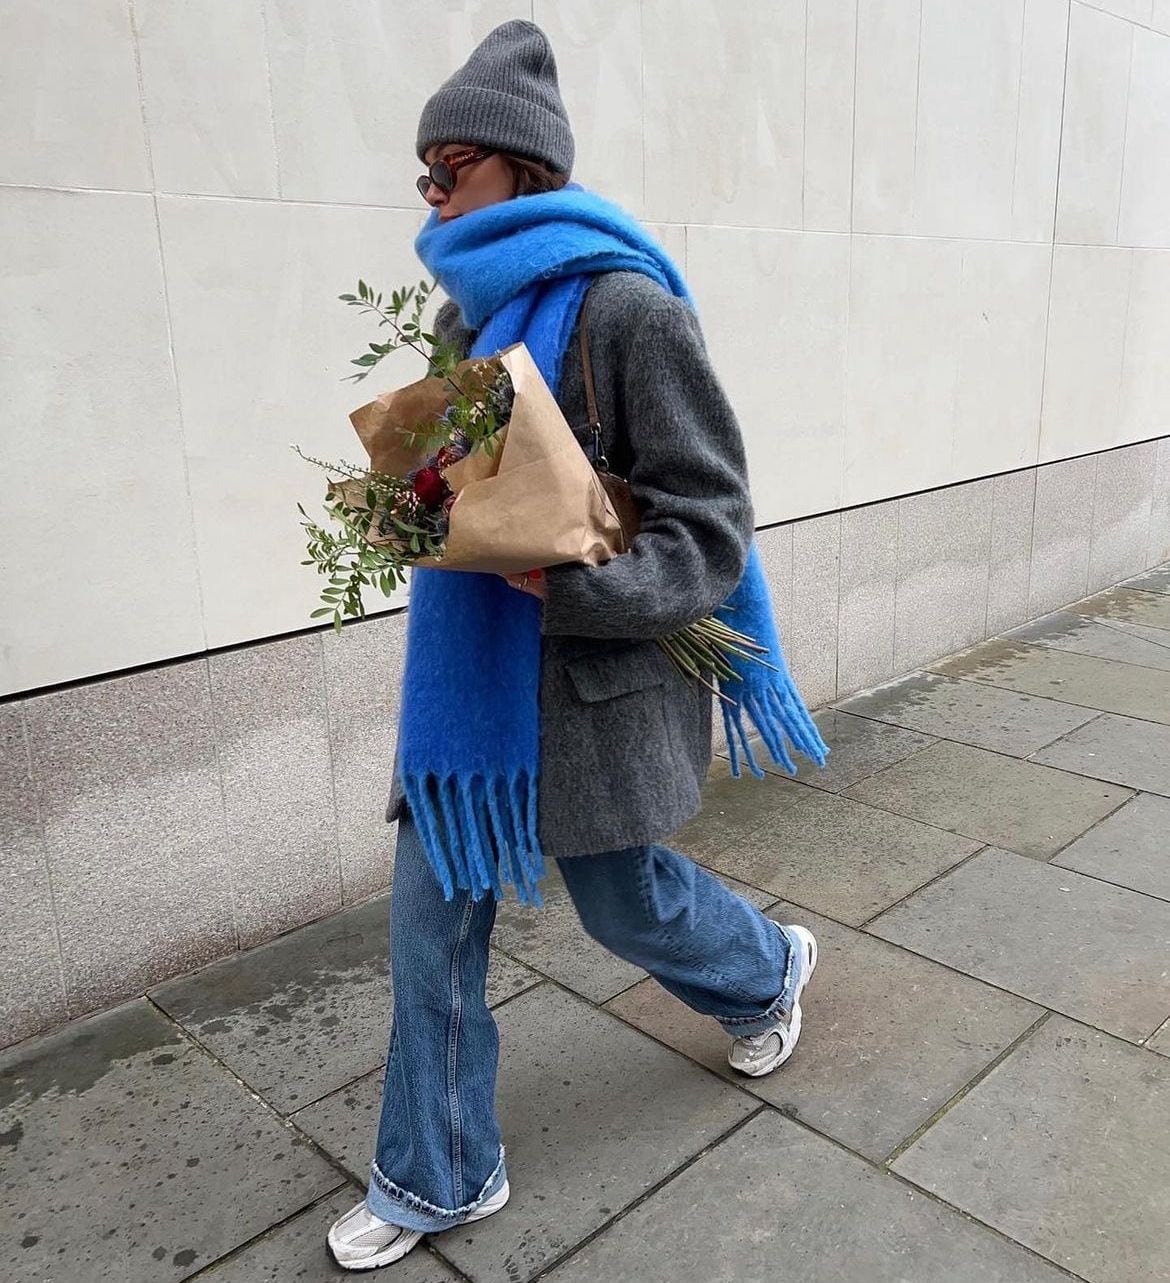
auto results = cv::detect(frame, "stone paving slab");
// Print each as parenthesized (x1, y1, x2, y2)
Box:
(1031, 712, 1170, 796)
(605, 906, 1042, 1161)
(1123, 564, 1170, 594)
(1005, 610, 1170, 672)
(1051, 793, 1170, 901)
(835, 671, 1098, 757)
(868, 848, 1170, 1041)
(1149, 1021, 1170, 1056)
(1066, 585, 1170, 629)
(893, 1016, 1170, 1283)
(493, 860, 774, 1005)
(717, 708, 936, 792)
(287, 1073, 380, 1180)
(149, 894, 538, 1114)
(0, 999, 343, 1283)
(676, 764, 980, 926)
(931, 639, 1170, 723)
(198, 1185, 460, 1282)
(543, 1111, 1070, 1283)
(292, 984, 755, 1283)
(844, 739, 1130, 859)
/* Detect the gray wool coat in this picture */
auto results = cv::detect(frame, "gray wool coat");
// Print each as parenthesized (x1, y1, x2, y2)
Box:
(385, 270, 755, 859)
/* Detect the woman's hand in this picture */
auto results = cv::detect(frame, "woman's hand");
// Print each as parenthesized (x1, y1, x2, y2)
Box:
(502, 569, 546, 600)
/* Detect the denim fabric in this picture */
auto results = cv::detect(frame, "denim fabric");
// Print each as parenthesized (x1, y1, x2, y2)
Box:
(368, 815, 796, 1232)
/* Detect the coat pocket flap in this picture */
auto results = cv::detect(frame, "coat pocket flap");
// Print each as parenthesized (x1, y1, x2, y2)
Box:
(564, 647, 667, 703)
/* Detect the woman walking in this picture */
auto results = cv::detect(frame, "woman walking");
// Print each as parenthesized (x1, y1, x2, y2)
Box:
(327, 20, 825, 1271)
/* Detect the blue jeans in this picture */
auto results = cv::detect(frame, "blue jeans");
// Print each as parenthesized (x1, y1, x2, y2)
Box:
(367, 814, 799, 1232)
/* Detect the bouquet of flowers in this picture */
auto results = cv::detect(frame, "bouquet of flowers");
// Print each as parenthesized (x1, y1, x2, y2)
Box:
(294, 280, 773, 699)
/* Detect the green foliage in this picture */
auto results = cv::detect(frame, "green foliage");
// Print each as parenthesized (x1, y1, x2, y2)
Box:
(338, 277, 462, 384)
(293, 278, 525, 628)
(296, 476, 446, 632)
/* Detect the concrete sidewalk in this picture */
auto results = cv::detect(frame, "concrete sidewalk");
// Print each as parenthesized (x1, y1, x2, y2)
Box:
(3, 566, 1170, 1283)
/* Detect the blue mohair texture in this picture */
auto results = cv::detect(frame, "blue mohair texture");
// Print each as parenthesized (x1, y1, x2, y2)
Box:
(398, 186, 828, 905)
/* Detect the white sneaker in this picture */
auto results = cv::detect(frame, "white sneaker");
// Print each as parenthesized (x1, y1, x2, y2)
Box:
(326, 1179, 510, 1271)
(727, 924, 818, 1078)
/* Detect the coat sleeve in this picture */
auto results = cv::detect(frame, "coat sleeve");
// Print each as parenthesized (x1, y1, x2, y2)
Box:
(431, 298, 472, 355)
(539, 293, 755, 639)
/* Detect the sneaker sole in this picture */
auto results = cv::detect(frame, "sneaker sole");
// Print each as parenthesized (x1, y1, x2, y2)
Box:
(327, 1183, 510, 1271)
(733, 925, 818, 1078)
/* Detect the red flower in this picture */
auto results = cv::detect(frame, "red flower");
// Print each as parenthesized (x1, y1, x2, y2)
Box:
(434, 445, 461, 469)
(412, 466, 449, 509)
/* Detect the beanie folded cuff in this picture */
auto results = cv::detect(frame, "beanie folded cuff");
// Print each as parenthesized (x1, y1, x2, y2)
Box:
(416, 84, 574, 174)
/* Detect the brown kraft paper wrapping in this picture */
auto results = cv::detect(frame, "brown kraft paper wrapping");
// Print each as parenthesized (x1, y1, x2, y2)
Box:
(340, 343, 637, 575)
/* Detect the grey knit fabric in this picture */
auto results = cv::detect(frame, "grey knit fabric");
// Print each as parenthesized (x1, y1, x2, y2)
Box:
(416, 20, 574, 174)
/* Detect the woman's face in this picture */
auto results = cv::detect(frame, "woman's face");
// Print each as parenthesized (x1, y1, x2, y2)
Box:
(422, 143, 515, 220)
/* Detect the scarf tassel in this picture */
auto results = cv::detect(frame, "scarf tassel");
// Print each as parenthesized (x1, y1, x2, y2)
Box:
(403, 771, 546, 906)
(721, 673, 829, 781)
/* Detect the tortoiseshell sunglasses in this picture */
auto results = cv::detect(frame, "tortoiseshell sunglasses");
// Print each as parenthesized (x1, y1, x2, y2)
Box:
(416, 148, 495, 199)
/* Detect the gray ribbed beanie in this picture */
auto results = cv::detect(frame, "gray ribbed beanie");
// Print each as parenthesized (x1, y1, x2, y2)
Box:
(416, 20, 574, 175)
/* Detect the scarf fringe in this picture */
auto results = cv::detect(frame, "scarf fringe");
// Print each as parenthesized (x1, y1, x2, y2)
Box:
(403, 772, 546, 906)
(721, 673, 830, 781)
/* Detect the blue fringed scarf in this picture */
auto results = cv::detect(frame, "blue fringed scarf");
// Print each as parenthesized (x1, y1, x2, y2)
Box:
(399, 186, 828, 906)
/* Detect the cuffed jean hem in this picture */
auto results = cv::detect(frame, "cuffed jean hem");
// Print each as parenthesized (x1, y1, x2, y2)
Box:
(366, 1146, 507, 1234)
(714, 923, 803, 1038)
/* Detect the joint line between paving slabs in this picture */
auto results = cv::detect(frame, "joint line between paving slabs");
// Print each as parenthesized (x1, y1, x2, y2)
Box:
(1096, 615, 1170, 654)
(888, 1167, 1094, 1283)
(760, 1091, 1092, 1283)
(142, 995, 361, 1192)
(856, 845, 991, 932)
(1019, 621, 1170, 666)
(1039, 787, 1141, 865)
(281, 970, 549, 1118)
(1144, 1015, 1170, 1047)
(934, 664, 1170, 732)
(524, 1105, 771, 1283)
(1023, 709, 1107, 759)
(719, 730, 990, 861)
(881, 1010, 1052, 1169)
(627, 1060, 1097, 1283)
(481, 970, 548, 1015)
(818, 713, 944, 790)
(1051, 867, 1170, 907)
(817, 698, 968, 766)
(183, 1182, 352, 1281)
(480, 968, 772, 1115)
(425, 1241, 480, 1283)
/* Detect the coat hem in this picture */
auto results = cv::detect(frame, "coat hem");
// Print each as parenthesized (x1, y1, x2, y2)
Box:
(541, 790, 704, 861)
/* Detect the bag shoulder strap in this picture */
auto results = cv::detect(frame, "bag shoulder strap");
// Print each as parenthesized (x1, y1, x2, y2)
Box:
(578, 294, 609, 472)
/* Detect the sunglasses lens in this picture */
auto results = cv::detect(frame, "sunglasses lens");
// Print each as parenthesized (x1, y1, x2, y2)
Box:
(417, 156, 469, 201)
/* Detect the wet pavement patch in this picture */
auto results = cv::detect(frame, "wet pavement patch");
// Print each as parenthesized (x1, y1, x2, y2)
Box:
(0, 999, 342, 1282)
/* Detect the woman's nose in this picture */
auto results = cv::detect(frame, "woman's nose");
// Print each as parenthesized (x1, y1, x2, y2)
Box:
(423, 181, 447, 209)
